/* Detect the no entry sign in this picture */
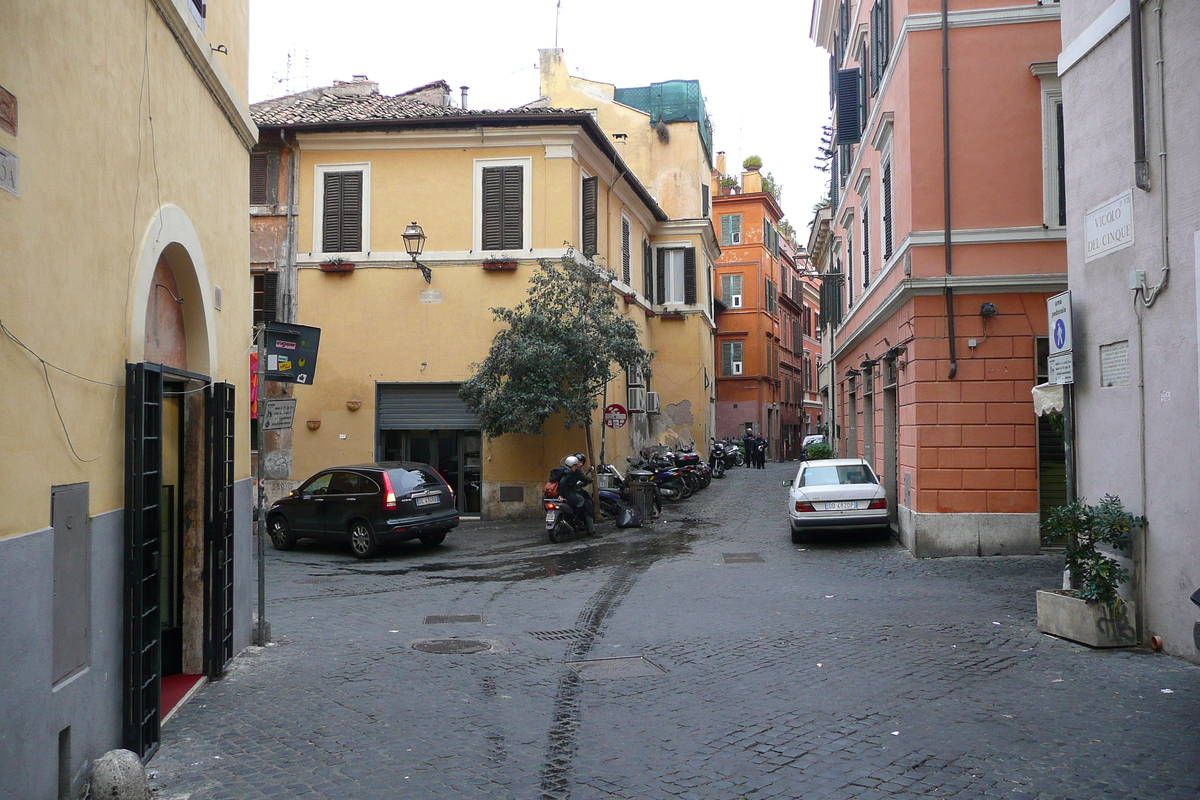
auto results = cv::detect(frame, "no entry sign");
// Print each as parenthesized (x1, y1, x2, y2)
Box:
(603, 403, 628, 429)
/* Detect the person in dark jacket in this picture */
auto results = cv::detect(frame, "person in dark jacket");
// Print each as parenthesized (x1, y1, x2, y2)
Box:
(557, 455, 597, 535)
(754, 436, 767, 468)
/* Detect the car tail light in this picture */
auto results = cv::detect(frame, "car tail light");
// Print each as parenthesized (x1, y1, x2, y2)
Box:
(868, 498, 887, 510)
(381, 472, 397, 511)
(795, 501, 816, 512)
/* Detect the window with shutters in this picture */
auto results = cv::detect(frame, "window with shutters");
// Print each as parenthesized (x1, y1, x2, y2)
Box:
(721, 273, 743, 307)
(835, 69, 861, 145)
(642, 239, 653, 299)
(881, 160, 893, 260)
(581, 175, 599, 256)
(721, 341, 744, 377)
(720, 214, 742, 246)
(250, 151, 273, 206)
(253, 272, 279, 326)
(474, 157, 530, 252)
(702, 183, 710, 217)
(846, 232, 855, 306)
(620, 215, 632, 285)
(861, 197, 871, 285)
(314, 163, 369, 254)
(765, 279, 777, 316)
(870, 1, 892, 94)
(656, 247, 696, 305)
(1033, 64, 1066, 228)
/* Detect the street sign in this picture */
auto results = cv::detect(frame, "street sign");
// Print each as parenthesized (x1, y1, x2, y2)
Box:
(1048, 352, 1074, 385)
(265, 322, 321, 385)
(603, 403, 628, 429)
(1047, 291, 1072, 356)
(261, 399, 297, 431)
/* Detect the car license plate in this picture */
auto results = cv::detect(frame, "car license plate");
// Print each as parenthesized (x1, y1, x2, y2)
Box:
(545, 511, 556, 525)
(415, 495, 440, 507)
(825, 501, 857, 510)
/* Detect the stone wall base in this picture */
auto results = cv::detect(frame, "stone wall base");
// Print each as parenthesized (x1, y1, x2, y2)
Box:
(897, 507, 1040, 558)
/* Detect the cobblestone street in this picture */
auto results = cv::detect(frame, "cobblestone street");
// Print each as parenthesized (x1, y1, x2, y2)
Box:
(149, 463, 1200, 799)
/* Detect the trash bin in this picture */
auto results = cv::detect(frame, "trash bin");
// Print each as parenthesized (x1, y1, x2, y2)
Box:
(627, 469, 656, 519)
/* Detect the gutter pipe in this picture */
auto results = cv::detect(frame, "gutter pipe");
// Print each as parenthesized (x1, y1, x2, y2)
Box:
(942, 0, 958, 379)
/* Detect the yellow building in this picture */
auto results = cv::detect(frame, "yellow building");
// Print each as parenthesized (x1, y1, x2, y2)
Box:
(0, 0, 254, 789)
(251, 68, 718, 519)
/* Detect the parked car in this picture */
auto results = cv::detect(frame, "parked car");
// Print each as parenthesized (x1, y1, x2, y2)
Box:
(267, 462, 459, 558)
(784, 458, 890, 543)
(801, 434, 827, 458)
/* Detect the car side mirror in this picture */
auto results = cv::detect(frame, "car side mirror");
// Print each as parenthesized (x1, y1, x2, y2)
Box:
(783, 479, 793, 487)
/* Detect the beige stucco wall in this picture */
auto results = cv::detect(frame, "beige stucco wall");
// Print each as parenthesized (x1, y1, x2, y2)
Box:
(0, 0, 253, 537)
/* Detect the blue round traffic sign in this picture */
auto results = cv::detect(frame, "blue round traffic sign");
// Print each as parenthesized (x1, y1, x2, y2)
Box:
(1053, 319, 1066, 350)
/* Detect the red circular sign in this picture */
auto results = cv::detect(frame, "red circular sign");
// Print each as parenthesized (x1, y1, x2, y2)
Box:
(603, 403, 628, 429)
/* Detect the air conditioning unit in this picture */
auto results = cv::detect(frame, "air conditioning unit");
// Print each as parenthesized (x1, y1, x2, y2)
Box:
(627, 387, 646, 412)
(646, 391, 661, 414)
(731, 361, 744, 376)
(730, 294, 743, 309)
(627, 364, 645, 387)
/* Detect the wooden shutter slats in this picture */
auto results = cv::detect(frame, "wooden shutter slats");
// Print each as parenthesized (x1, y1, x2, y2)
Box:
(655, 249, 665, 305)
(322, 170, 363, 253)
(483, 166, 523, 251)
(501, 166, 522, 250)
(643, 240, 653, 298)
(683, 248, 696, 305)
(250, 152, 269, 205)
(621, 218, 631, 284)
(582, 176, 598, 256)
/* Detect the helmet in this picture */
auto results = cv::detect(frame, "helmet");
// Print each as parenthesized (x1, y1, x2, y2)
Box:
(564, 456, 580, 467)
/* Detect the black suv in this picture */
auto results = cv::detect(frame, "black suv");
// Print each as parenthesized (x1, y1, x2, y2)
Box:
(267, 462, 460, 558)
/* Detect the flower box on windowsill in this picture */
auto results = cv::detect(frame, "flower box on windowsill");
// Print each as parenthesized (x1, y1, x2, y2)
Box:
(482, 258, 518, 271)
(659, 311, 686, 321)
(319, 259, 355, 273)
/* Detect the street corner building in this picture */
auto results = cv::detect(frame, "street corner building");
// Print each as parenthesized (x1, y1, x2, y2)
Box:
(0, 1, 256, 795)
(249, 49, 720, 520)
(808, 0, 1067, 557)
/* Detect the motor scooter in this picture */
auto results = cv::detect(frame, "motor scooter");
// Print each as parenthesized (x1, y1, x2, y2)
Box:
(543, 454, 619, 542)
(633, 448, 688, 501)
(709, 438, 727, 478)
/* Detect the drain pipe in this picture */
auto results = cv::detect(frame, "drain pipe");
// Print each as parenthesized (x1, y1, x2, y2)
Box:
(941, 0, 958, 379)
(1130, 0, 1151, 191)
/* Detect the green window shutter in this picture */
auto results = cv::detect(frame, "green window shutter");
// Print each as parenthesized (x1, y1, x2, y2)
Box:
(322, 171, 362, 253)
(683, 247, 697, 305)
(483, 166, 523, 250)
(835, 69, 862, 145)
(721, 274, 732, 304)
(643, 239, 653, 298)
(720, 215, 732, 247)
(621, 218, 631, 284)
(656, 249, 666, 305)
(582, 176, 598, 256)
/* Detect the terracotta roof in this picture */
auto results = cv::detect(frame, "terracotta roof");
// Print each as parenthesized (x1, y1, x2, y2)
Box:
(252, 81, 570, 127)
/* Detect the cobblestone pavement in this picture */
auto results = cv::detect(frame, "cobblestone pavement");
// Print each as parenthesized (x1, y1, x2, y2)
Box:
(149, 462, 1200, 799)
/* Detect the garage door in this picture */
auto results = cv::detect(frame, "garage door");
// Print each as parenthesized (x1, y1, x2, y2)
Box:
(377, 383, 481, 430)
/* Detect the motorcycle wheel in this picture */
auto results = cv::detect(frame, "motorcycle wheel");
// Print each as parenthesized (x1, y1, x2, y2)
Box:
(733, 452, 745, 467)
(659, 480, 685, 502)
(714, 461, 726, 478)
(699, 470, 712, 489)
(547, 518, 563, 543)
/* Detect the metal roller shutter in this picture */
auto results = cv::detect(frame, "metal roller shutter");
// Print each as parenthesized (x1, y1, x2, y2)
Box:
(377, 384, 481, 430)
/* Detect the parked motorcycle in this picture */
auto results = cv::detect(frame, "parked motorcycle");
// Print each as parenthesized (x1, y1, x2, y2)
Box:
(709, 438, 728, 478)
(632, 447, 688, 502)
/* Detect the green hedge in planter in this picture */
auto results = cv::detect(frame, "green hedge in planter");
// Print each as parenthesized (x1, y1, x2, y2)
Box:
(1041, 495, 1145, 610)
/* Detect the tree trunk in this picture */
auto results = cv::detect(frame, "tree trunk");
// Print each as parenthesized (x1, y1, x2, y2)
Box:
(585, 418, 599, 506)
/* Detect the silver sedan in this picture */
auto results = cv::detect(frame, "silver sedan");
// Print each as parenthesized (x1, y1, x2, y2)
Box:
(785, 458, 890, 543)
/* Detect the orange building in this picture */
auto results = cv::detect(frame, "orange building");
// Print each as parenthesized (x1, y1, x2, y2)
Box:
(712, 156, 821, 459)
(809, 0, 1066, 556)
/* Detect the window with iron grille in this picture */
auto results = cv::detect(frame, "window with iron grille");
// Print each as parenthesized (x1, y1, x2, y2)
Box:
(582, 175, 598, 256)
(483, 165, 524, 251)
(621, 216, 631, 285)
(321, 170, 363, 253)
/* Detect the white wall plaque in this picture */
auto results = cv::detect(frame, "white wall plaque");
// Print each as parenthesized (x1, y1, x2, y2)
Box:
(419, 290, 443, 304)
(1099, 340, 1131, 388)
(0, 144, 18, 196)
(1085, 189, 1133, 263)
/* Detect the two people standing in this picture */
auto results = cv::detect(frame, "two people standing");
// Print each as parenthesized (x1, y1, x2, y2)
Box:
(742, 430, 768, 469)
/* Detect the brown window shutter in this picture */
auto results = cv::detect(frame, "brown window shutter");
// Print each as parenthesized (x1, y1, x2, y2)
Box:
(482, 167, 503, 250)
(262, 272, 279, 324)
(322, 171, 363, 253)
(656, 249, 666, 305)
(683, 247, 697, 304)
(621, 218, 631, 284)
(643, 240, 653, 298)
(483, 166, 523, 250)
(501, 166, 522, 249)
(250, 152, 269, 205)
(582, 176, 598, 256)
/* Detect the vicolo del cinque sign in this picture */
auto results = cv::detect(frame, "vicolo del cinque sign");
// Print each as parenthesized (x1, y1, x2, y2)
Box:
(1085, 189, 1134, 263)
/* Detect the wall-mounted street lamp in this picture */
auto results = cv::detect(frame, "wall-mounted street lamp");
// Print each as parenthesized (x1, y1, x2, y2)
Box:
(403, 221, 431, 283)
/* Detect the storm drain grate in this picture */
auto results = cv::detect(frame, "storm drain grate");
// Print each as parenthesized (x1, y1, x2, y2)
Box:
(412, 639, 492, 655)
(722, 552, 765, 564)
(424, 614, 483, 624)
(526, 629, 595, 642)
(566, 656, 667, 680)
(295, 576, 343, 584)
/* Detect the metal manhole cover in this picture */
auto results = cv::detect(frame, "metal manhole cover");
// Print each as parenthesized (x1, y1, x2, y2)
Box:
(722, 552, 764, 564)
(424, 614, 483, 624)
(295, 576, 343, 584)
(566, 656, 666, 679)
(412, 639, 492, 655)
(527, 629, 593, 642)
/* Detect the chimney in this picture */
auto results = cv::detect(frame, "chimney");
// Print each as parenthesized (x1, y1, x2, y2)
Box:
(717, 151, 727, 175)
(329, 76, 378, 97)
(460, 86, 469, 110)
(742, 169, 763, 194)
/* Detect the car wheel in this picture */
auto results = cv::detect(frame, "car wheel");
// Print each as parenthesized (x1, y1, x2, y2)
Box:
(419, 531, 447, 546)
(348, 520, 379, 559)
(268, 515, 295, 551)
(790, 525, 805, 545)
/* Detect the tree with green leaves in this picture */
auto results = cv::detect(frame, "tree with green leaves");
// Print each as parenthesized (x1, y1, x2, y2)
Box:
(460, 250, 652, 472)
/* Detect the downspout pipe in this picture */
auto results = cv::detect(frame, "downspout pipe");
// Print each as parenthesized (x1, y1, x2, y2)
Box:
(942, 0, 958, 379)
(1131, 0, 1151, 191)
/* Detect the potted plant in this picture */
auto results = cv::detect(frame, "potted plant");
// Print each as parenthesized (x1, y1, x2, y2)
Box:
(319, 256, 355, 273)
(719, 176, 739, 196)
(482, 254, 518, 271)
(742, 155, 763, 171)
(1036, 495, 1145, 647)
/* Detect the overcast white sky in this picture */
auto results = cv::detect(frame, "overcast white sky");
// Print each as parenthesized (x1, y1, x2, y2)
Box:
(250, 0, 831, 229)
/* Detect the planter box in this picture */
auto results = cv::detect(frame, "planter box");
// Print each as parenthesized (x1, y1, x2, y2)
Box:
(319, 261, 355, 273)
(1036, 590, 1136, 648)
(482, 260, 518, 271)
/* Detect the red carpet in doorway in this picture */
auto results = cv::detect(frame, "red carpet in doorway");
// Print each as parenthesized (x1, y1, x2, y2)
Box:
(161, 674, 203, 718)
